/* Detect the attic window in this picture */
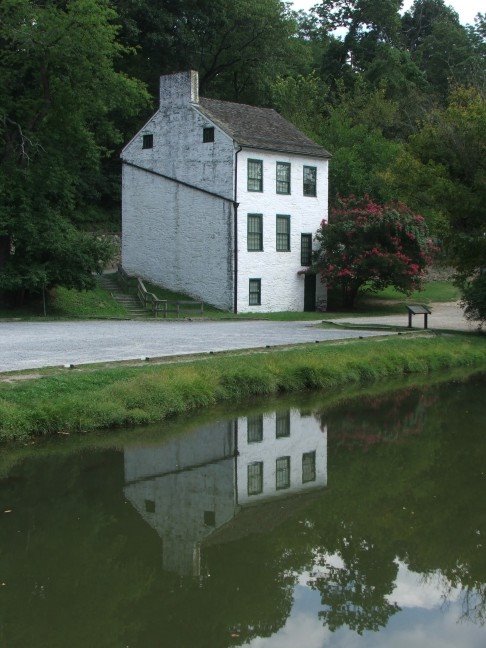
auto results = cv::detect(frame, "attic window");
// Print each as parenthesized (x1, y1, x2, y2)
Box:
(142, 134, 153, 149)
(203, 127, 214, 143)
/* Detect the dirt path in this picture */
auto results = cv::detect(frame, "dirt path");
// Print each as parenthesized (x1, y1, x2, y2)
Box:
(329, 301, 479, 332)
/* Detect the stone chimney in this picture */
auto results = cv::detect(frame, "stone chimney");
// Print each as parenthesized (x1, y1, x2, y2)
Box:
(159, 70, 199, 107)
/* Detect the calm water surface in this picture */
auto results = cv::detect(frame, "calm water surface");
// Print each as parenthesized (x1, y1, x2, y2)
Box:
(1, 372, 485, 647)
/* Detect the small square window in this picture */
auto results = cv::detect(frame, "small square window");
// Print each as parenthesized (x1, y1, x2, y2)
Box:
(248, 415, 263, 443)
(248, 462, 263, 496)
(247, 214, 263, 251)
(248, 159, 263, 192)
(145, 499, 155, 513)
(276, 456, 291, 490)
(203, 127, 214, 143)
(276, 162, 291, 194)
(301, 233, 313, 266)
(276, 411, 290, 438)
(249, 278, 261, 306)
(276, 215, 290, 252)
(302, 451, 316, 483)
(204, 510, 216, 526)
(303, 166, 317, 196)
(142, 134, 153, 149)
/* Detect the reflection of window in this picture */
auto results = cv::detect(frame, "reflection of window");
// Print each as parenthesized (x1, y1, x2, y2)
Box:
(276, 456, 290, 490)
(248, 159, 263, 192)
(145, 499, 155, 513)
(276, 162, 291, 194)
(248, 462, 263, 495)
(247, 415, 263, 443)
(302, 451, 316, 483)
(303, 166, 317, 196)
(276, 215, 290, 251)
(204, 511, 216, 526)
(275, 411, 290, 438)
(247, 214, 263, 251)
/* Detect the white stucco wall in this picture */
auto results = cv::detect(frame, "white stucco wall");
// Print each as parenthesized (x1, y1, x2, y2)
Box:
(121, 72, 236, 309)
(236, 409, 327, 506)
(122, 72, 235, 199)
(236, 148, 328, 313)
(122, 164, 235, 309)
(121, 71, 330, 313)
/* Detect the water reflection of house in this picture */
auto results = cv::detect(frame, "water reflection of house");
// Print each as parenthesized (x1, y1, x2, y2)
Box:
(124, 410, 327, 576)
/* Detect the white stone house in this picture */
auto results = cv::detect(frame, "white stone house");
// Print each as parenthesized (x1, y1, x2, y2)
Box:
(121, 70, 330, 313)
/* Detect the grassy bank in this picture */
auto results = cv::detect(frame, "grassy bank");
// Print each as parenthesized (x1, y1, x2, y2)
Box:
(0, 278, 459, 322)
(0, 282, 128, 320)
(1, 334, 485, 443)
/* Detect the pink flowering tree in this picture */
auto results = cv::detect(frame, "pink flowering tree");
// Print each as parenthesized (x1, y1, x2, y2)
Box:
(315, 196, 436, 308)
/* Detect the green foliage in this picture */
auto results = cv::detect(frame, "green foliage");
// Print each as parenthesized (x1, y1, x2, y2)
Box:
(0, 335, 485, 441)
(316, 196, 436, 307)
(116, 0, 296, 103)
(0, 0, 148, 302)
(459, 273, 486, 328)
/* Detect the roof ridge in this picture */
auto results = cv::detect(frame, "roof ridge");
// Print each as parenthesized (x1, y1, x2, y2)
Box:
(199, 96, 277, 112)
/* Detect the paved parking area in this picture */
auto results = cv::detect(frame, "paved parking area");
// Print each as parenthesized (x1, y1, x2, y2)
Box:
(0, 319, 392, 372)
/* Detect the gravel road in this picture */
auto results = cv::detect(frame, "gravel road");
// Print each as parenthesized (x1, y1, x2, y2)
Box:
(0, 319, 392, 372)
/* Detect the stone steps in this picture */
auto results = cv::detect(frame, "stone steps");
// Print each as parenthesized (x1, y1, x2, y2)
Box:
(99, 273, 150, 318)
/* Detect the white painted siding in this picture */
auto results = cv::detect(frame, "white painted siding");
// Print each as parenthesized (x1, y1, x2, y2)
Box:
(236, 148, 328, 313)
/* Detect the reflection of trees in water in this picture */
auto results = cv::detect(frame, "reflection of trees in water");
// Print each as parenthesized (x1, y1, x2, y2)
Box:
(308, 527, 399, 634)
(1, 374, 485, 646)
(322, 386, 438, 450)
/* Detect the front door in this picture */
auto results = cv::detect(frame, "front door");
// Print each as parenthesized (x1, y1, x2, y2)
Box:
(304, 274, 316, 311)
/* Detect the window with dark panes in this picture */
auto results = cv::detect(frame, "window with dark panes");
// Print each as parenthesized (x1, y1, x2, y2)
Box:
(203, 127, 214, 142)
(145, 499, 155, 513)
(248, 462, 263, 495)
(249, 279, 261, 306)
(247, 214, 263, 251)
(301, 233, 313, 266)
(276, 411, 290, 438)
(303, 166, 317, 196)
(276, 162, 291, 194)
(142, 134, 153, 149)
(302, 451, 316, 483)
(247, 415, 263, 443)
(248, 159, 263, 191)
(276, 215, 290, 251)
(204, 511, 216, 526)
(276, 456, 291, 490)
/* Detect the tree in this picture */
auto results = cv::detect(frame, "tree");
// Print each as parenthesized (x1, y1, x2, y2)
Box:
(385, 86, 486, 324)
(402, 1, 482, 99)
(316, 196, 436, 308)
(0, 0, 147, 303)
(115, 0, 297, 104)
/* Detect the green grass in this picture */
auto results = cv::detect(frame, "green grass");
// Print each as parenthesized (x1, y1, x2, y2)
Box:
(0, 281, 128, 320)
(367, 280, 460, 304)
(0, 278, 460, 321)
(0, 334, 484, 443)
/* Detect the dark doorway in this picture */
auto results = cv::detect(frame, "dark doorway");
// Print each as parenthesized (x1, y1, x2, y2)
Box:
(304, 274, 316, 311)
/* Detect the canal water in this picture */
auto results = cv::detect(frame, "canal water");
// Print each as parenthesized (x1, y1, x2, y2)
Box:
(1, 371, 485, 647)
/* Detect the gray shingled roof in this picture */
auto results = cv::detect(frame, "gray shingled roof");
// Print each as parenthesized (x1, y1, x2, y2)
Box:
(197, 97, 331, 159)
